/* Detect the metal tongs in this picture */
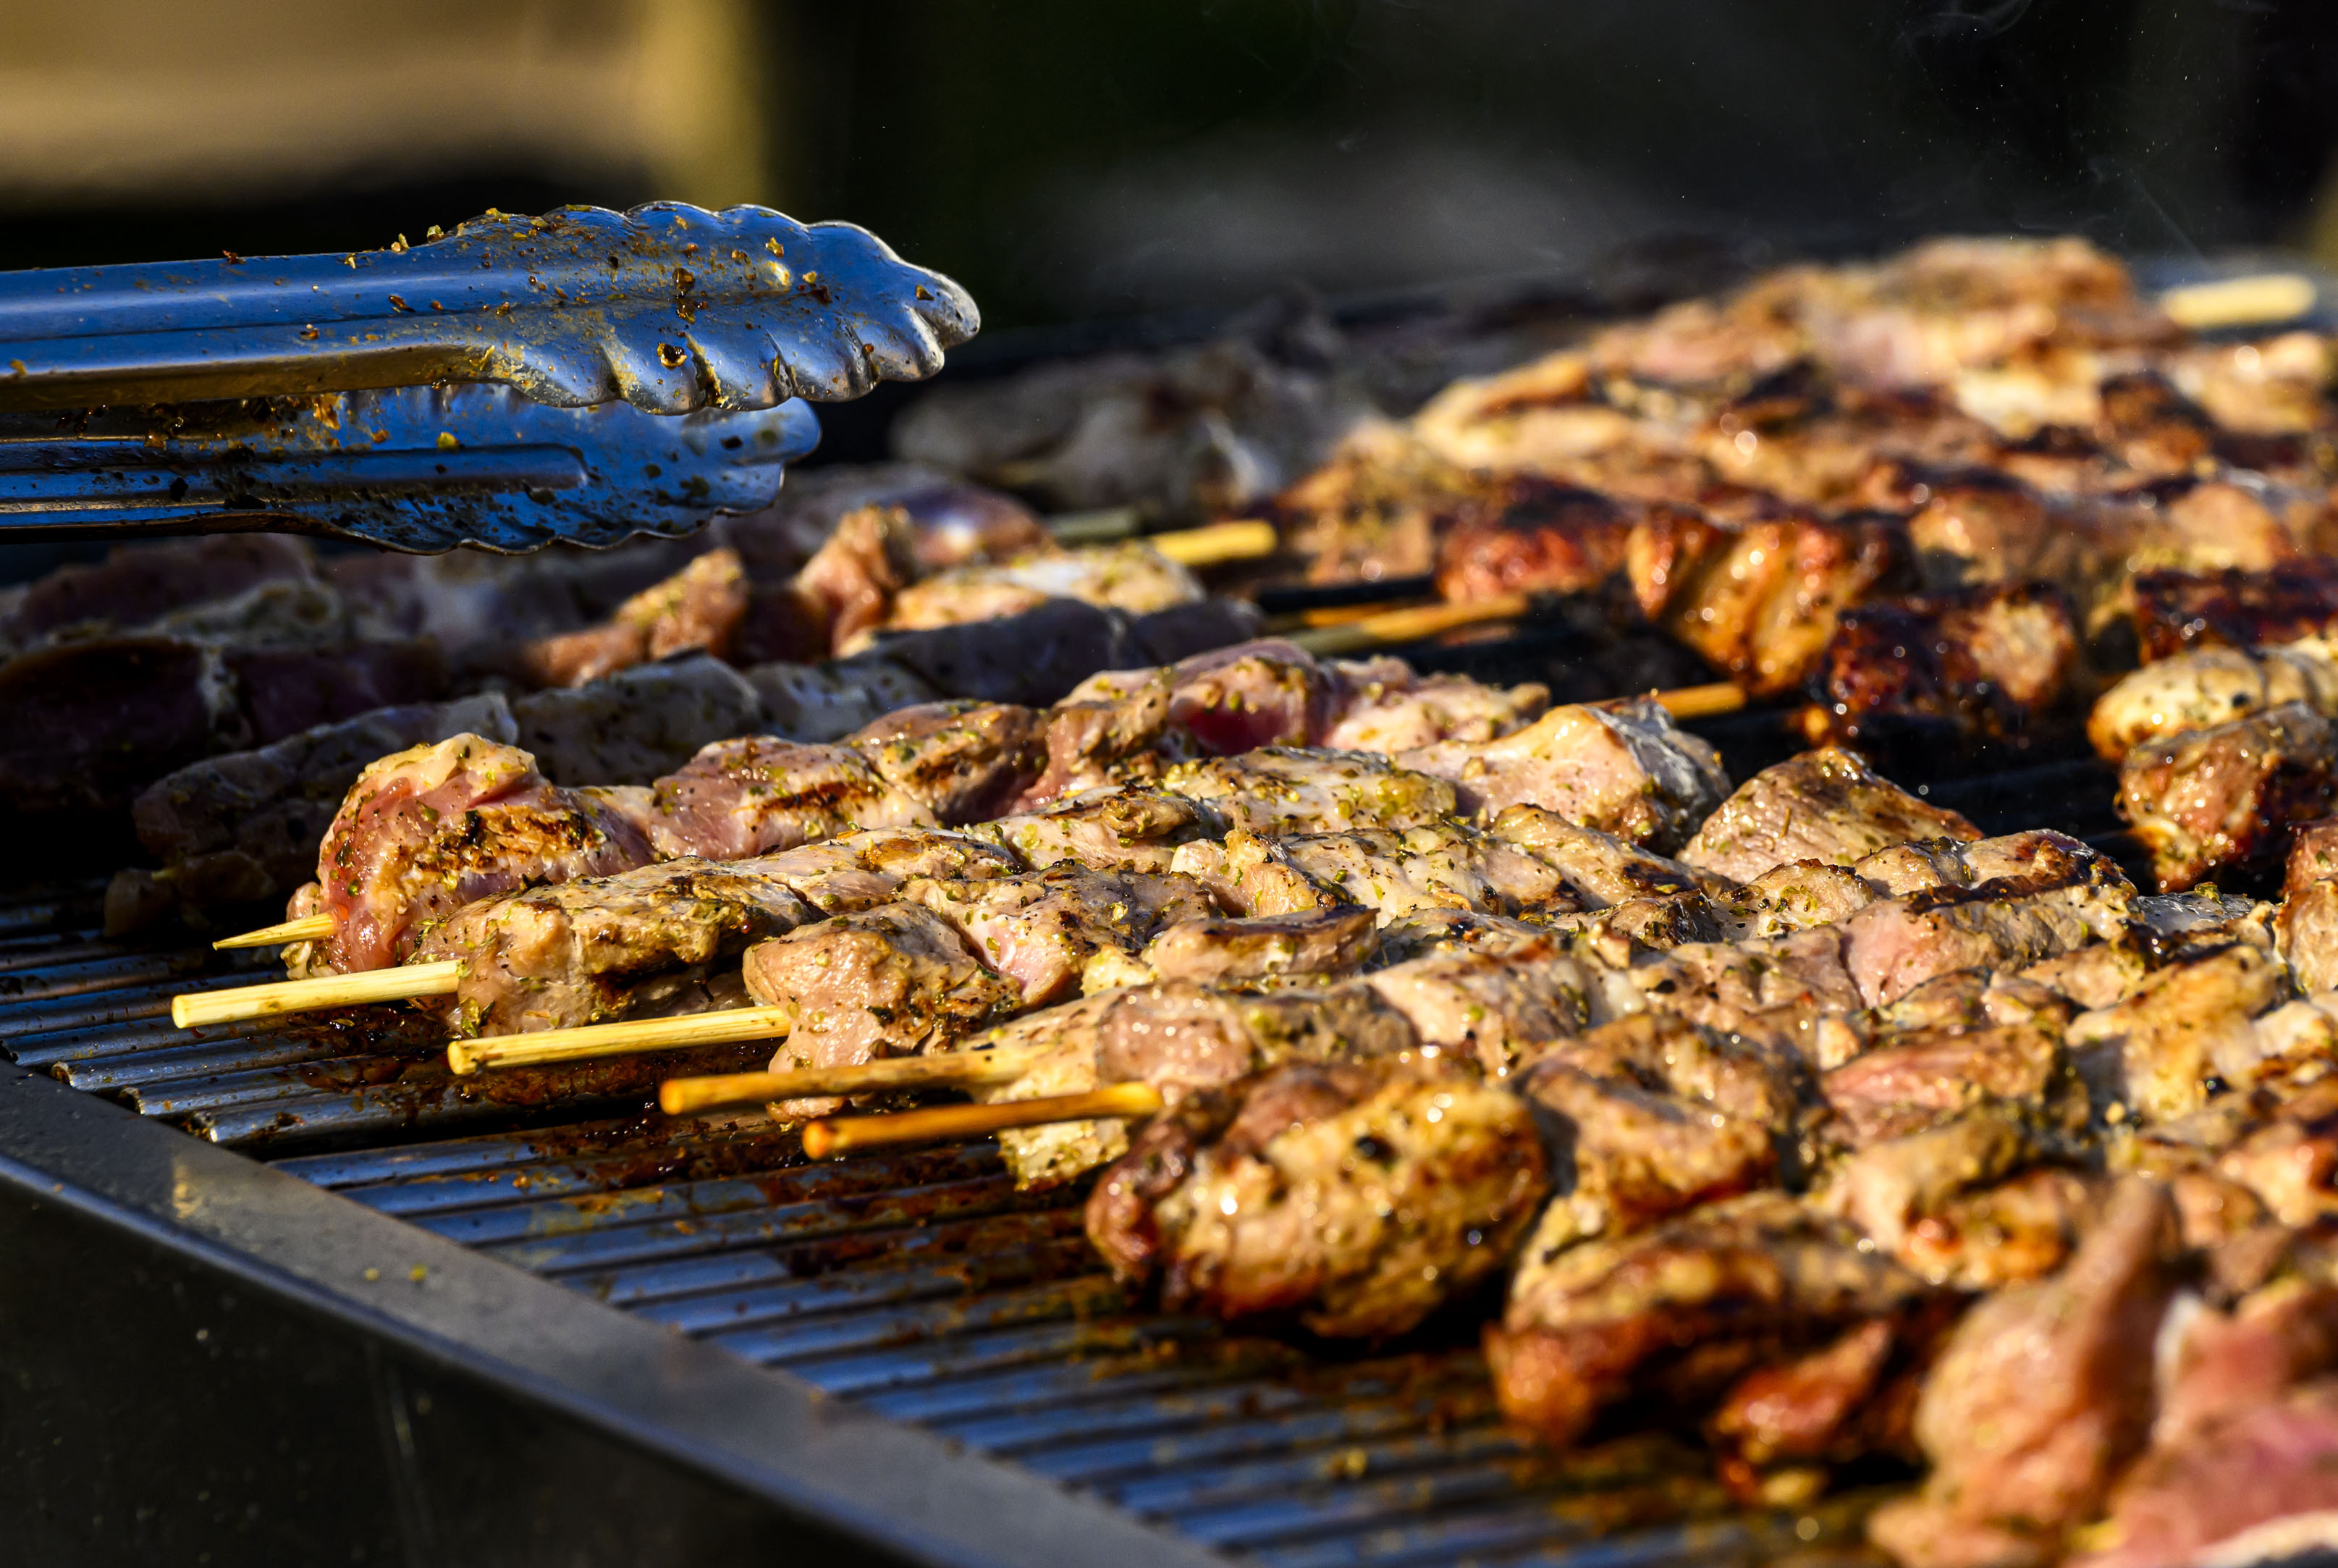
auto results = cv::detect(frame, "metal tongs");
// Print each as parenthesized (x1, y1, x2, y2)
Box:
(0, 202, 977, 551)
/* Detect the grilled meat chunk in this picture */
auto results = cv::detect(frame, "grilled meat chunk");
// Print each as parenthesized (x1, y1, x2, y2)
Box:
(743, 654, 941, 743)
(848, 700, 1049, 825)
(1132, 906, 1380, 989)
(1679, 747, 1979, 883)
(903, 867, 1215, 1007)
(1867, 1179, 2183, 1568)
(1487, 804, 1716, 907)
(1490, 1192, 1935, 1450)
(415, 859, 819, 1034)
(1318, 659, 1550, 752)
(2279, 817, 2338, 992)
(1798, 582, 2081, 759)
(2088, 641, 2338, 762)
(2075, 1379, 2338, 1568)
(1431, 479, 1637, 602)
(115, 693, 515, 932)
(518, 548, 750, 687)
(1162, 748, 1456, 836)
(1627, 927, 1865, 1053)
(977, 786, 1217, 874)
(2130, 562, 2338, 662)
(743, 904, 1023, 1110)
(1511, 1013, 1791, 1262)
(509, 654, 764, 786)
(646, 738, 934, 859)
(313, 734, 654, 973)
(2067, 944, 2293, 1124)
(1178, 821, 1570, 924)
(1839, 839, 2135, 1006)
(879, 540, 1203, 633)
(2118, 701, 2338, 892)
(1086, 1058, 1548, 1338)
(976, 979, 1422, 1187)
(1364, 938, 1632, 1075)
(1626, 507, 1911, 696)
(1401, 699, 1729, 852)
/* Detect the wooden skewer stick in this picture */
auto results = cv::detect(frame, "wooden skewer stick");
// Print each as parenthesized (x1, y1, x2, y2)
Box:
(211, 913, 335, 951)
(1149, 518, 1280, 568)
(171, 960, 461, 1029)
(1653, 681, 1749, 720)
(2159, 273, 2317, 333)
(801, 1082, 1165, 1160)
(658, 1045, 1054, 1116)
(1288, 593, 1532, 657)
(446, 1004, 795, 1076)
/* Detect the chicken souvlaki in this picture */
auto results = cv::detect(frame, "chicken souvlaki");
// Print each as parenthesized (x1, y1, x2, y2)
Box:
(238, 626, 2338, 1567)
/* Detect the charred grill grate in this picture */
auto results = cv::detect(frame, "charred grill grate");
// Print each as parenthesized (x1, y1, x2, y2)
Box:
(0, 706, 2124, 1566)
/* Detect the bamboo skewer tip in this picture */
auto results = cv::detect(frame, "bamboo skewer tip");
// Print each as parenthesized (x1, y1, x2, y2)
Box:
(212, 913, 335, 950)
(445, 1004, 795, 1076)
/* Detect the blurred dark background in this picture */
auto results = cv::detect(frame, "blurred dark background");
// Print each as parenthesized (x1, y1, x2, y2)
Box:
(6, 0, 2338, 332)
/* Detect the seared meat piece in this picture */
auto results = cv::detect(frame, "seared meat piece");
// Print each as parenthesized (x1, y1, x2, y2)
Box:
(743, 654, 940, 743)
(1839, 840, 2135, 1006)
(2075, 1379, 2338, 1568)
(510, 655, 764, 786)
(743, 904, 1022, 1107)
(113, 693, 515, 933)
(1718, 859, 1878, 937)
(1086, 1058, 1548, 1337)
(1827, 1108, 2062, 1265)
(1867, 1179, 2182, 1568)
(1626, 507, 1911, 696)
(0, 632, 446, 813)
(0, 534, 316, 652)
(1797, 582, 2082, 758)
(313, 734, 654, 973)
(1892, 1166, 2109, 1292)
(1679, 747, 1980, 884)
(1318, 659, 1549, 752)
(2154, 1278, 2338, 1451)
(2211, 1079, 2338, 1228)
(1821, 1013, 2072, 1148)
(2118, 701, 2338, 892)
(2130, 562, 2338, 662)
(976, 977, 1422, 1187)
(979, 787, 1217, 874)
(646, 738, 934, 859)
(415, 859, 819, 1035)
(1490, 1192, 1935, 1450)
(1511, 1013, 1791, 1262)
(1374, 907, 1558, 964)
(1487, 804, 1717, 907)
(2067, 944, 2292, 1123)
(745, 827, 1021, 916)
(1135, 907, 1380, 988)
(518, 549, 750, 688)
(2279, 817, 2338, 992)
(1401, 698, 1729, 852)
(1161, 748, 1456, 836)
(2089, 641, 2338, 762)
(1706, 1317, 1930, 1493)
(1025, 667, 1190, 798)
(878, 541, 1202, 635)
(1626, 927, 1865, 1053)
(848, 701, 1048, 825)
(1900, 471, 2154, 629)
(903, 867, 1215, 1007)
(1178, 822, 1569, 924)
(1159, 638, 1342, 756)
(1364, 938, 1632, 1075)
(780, 503, 922, 658)
(1432, 479, 1637, 602)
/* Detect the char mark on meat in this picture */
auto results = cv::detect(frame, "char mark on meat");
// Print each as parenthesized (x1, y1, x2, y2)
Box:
(2118, 701, 2338, 892)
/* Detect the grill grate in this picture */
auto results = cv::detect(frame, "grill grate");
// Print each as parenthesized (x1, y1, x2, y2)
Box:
(0, 718, 2122, 1564)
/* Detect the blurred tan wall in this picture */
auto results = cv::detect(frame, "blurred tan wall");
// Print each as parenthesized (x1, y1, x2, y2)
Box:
(0, 0, 772, 207)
